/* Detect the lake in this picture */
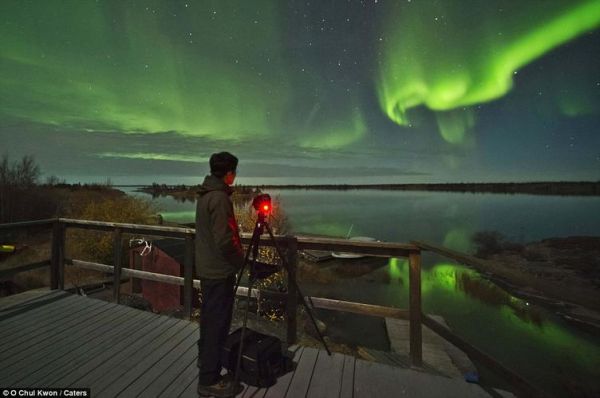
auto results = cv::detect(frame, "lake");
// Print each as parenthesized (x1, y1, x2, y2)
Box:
(126, 188, 600, 396)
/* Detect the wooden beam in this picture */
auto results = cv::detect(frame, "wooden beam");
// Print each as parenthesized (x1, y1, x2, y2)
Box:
(68, 259, 410, 321)
(411, 240, 490, 269)
(286, 236, 298, 345)
(297, 236, 417, 258)
(59, 218, 194, 238)
(112, 228, 122, 303)
(409, 250, 422, 367)
(69, 259, 259, 296)
(0, 260, 50, 278)
(183, 235, 194, 320)
(308, 297, 409, 320)
(0, 218, 56, 230)
(50, 221, 61, 290)
(57, 222, 65, 290)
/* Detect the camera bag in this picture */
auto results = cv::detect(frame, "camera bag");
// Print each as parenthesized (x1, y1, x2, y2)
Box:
(222, 327, 292, 387)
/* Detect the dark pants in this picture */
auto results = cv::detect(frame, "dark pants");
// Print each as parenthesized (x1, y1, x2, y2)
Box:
(198, 275, 236, 386)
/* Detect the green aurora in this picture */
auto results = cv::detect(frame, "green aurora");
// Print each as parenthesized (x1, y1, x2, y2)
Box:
(376, 0, 600, 143)
(1, 0, 599, 181)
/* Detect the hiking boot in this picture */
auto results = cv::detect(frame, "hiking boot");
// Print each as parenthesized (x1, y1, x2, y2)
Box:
(197, 377, 243, 397)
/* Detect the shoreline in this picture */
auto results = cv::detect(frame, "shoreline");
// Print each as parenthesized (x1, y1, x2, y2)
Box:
(135, 181, 600, 197)
(415, 238, 600, 332)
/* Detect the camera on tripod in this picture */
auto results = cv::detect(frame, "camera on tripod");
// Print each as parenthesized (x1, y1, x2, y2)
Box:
(252, 193, 272, 217)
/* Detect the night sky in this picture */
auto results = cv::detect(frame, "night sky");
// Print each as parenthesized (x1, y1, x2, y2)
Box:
(1, 0, 599, 184)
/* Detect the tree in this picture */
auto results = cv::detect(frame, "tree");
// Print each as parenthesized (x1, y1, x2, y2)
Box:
(0, 154, 42, 222)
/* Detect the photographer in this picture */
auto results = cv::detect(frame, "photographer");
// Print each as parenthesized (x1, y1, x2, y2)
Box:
(195, 152, 244, 397)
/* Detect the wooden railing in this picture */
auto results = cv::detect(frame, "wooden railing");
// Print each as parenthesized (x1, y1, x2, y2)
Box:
(0, 218, 545, 397)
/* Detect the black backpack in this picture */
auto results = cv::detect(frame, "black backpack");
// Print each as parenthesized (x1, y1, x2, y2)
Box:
(222, 328, 294, 387)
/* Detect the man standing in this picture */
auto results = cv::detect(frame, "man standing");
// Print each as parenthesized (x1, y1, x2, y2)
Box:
(195, 152, 244, 397)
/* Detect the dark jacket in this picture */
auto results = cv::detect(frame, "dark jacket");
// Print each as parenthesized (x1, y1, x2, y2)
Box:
(195, 175, 244, 279)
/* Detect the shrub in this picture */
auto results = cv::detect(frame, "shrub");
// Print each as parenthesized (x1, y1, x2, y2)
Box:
(65, 195, 157, 287)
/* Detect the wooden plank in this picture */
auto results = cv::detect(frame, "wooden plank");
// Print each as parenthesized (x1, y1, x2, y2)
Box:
(0, 292, 80, 332)
(285, 346, 318, 397)
(140, 348, 197, 397)
(31, 309, 155, 387)
(354, 357, 496, 398)
(339, 354, 355, 398)
(0, 290, 79, 327)
(0, 293, 104, 342)
(157, 359, 199, 398)
(70, 318, 183, 391)
(306, 350, 345, 398)
(88, 319, 193, 395)
(0, 289, 63, 311)
(239, 382, 266, 398)
(0, 300, 117, 385)
(0, 296, 110, 359)
(56, 312, 174, 387)
(116, 324, 198, 396)
(9, 304, 139, 387)
(354, 359, 405, 398)
(178, 378, 200, 398)
(263, 346, 304, 398)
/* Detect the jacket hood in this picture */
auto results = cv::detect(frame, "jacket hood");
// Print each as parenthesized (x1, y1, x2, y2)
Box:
(198, 175, 233, 196)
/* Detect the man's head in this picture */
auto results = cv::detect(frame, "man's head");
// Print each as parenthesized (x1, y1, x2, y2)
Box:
(209, 152, 238, 185)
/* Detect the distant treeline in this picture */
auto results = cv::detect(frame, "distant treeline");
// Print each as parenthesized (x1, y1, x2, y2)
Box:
(251, 181, 600, 196)
(139, 181, 600, 197)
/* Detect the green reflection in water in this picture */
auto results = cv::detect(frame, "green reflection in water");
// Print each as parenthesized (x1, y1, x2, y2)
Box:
(443, 228, 473, 253)
(386, 258, 600, 395)
(160, 210, 196, 223)
(388, 257, 403, 279)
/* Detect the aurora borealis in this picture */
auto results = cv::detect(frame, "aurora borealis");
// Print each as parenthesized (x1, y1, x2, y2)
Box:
(1, 0, 599, 183)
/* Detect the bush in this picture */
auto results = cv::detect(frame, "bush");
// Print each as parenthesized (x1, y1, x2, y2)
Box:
(66, 196, 158, 287)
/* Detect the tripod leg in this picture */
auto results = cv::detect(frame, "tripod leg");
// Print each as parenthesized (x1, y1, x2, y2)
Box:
(233, 263, 257, 388)
(234, 223, 261, 295)
(263, 222, 331, 356)
(233, 219, 264, 387)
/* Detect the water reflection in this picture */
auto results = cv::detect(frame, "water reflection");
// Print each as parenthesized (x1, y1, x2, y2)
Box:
(389, 259, 544, 327)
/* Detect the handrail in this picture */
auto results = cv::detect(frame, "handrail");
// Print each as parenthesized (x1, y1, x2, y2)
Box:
(0, 218, 544, 397)
(0, 218, 56, 230)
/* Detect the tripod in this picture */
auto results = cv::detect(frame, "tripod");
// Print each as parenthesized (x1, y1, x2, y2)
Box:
(232, 210, 331, 387)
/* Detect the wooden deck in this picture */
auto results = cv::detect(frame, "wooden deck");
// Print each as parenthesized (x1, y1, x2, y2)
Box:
(0, 289, 497, 397)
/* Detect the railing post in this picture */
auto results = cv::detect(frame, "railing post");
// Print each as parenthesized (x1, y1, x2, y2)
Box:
(285, 236, 298, 345)
(50, 220, 61, 290)
(409, 249, 422, 367)
(57, 222, 65, 290)
(112, 228, 122, 303)
(183, 234, 194, 320)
